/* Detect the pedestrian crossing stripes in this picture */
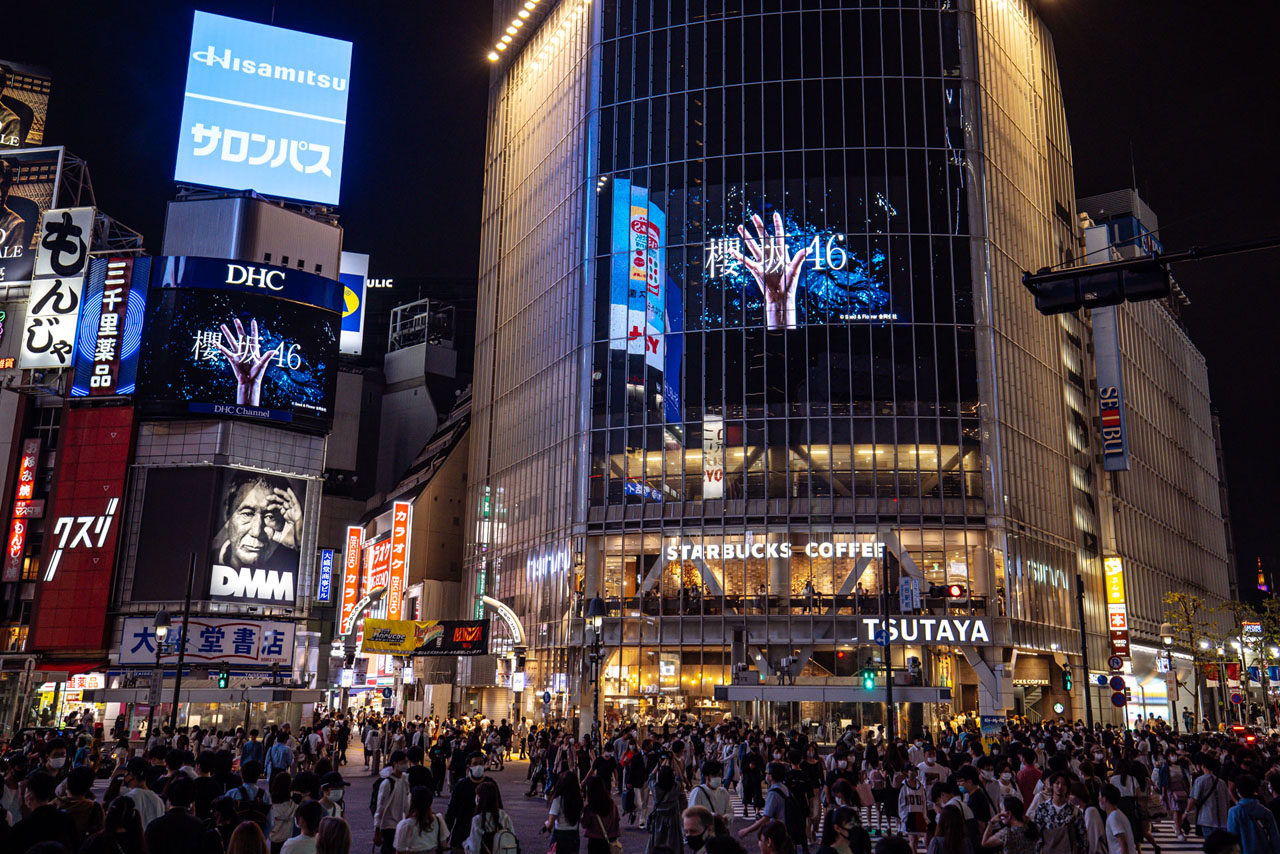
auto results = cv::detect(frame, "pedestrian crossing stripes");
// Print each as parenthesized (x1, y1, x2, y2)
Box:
(725, 790, 1202, 853)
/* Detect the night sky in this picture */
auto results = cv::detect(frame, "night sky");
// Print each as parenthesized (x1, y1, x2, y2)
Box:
(2, 2, 1275, 594)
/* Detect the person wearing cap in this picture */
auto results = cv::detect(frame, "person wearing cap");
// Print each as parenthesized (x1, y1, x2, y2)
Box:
(320, 770, 347, 818)
(120, 756, 165, 827)
(144, 776, 222, 854)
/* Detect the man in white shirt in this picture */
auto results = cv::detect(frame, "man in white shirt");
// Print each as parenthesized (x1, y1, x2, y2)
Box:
(120, 758, 166, 829)
(1100, 784, 1134, 854)
(688, 759, 732, 826)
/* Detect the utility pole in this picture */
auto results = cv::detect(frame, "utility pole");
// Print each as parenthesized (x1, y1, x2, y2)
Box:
(168, 554, 197, 732)
(882, 558, 895, 743)
(1074, 574, 1094, 728)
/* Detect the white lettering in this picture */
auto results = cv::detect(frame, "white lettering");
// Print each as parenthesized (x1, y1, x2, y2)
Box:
(192, 44, 348, 91)
(936, 621, 954, 642)
(209, 564, 295, 602)
(665, 545, 677, 561)
(970, 621, 990, 643)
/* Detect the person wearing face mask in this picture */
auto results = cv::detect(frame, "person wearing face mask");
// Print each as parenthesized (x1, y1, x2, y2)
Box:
(42, 737, 71, 782)
(815, 805, 869, 854)
(689, 759, 732, 826)
(683, 804, 727, 853)
(995, 764, 1023, 805)
(373, 750, 413, 854)
(740, 741, 766, 819)
(319, 771, 347, 819)
(446, 752, 495, 854)
(117, 757, 165, 828)
(918, 749, 947, 790)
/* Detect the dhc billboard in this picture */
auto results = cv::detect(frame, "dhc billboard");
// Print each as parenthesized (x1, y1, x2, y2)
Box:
(174, 11, 352, 205)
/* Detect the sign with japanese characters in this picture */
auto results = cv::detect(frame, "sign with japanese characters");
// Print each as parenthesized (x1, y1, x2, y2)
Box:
(360, 619, 489, 657)
(119, 615, 295, 666)
(70, 256, 150, 397)
(387, 502, 411, 621)
(27, 407, 134, 653)
(20, 276, 83, 368)
(338, 525, 362, 635)
(1104, 556, 1130, 658)
(138, 258, 339, 431)
(174, 11, 352, 205)
(317, 548, 334, 603)
(3, 438, 39, 581)
(33, 207, 93, 279)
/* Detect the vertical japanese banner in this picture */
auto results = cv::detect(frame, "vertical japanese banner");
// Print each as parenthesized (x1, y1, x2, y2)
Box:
(387, 501, 411, 621)
(3, 438, 40, 581)
(608, 178, 633, 345)
(362, 537, 392, 683)
(20, 205, 95, 369)
(1103, 555, 1130, 658)
(626, 183, 652, 358)
(338, 525, 362, 634)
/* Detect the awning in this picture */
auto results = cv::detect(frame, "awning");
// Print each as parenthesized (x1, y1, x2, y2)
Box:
(82, 688, 326, 704)
(34, 662, 106, 677)
(714, 684, 952, 703)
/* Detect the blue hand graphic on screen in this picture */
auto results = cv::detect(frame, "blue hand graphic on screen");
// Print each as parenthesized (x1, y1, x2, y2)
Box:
(727, 211, 812, 330)
(215, 317, 281, 406)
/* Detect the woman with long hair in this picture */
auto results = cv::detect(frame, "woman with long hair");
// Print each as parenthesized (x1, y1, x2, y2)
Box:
(583, 773, 621, 854)
(465, 780, 517, 854)
(816, 806, 869, 854)
(78, 796, 146, 854)
(545, 771, 585, 854)
(395, 786, 444, 853)
(267, 770, 298, 854)
(316, 816, 352, 854)
(756, 819, 796, 854)
(646, 766, 684, 854)
(227, 821, 272, 854)
(929, 805, 971, 854)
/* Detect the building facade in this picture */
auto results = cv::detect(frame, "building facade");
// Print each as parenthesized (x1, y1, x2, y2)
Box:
(465, 0, 1228, 733)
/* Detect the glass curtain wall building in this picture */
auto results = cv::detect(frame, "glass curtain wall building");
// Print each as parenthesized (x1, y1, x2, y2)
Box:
(467, 0, 1090, 730)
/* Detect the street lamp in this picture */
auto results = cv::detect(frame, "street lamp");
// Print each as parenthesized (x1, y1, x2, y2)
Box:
(1160, 623, 1174, 647)
(144, 608, 172, 743)
(585, 596, 607, 747)
(1158, 622, 1178, 732)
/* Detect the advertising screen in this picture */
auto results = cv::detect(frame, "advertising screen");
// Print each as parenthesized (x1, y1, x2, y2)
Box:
(0, 147, 61, 286)
(136, 256, 340, 431)
(174, 11, 352, 205)
(0, 61, 51, 149)
(132, 466, 310, 608)
(360, 619, 490, 657)
(337, 251, 367, 355)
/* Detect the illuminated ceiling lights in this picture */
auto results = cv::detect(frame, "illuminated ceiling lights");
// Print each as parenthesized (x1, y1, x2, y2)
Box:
(529, 0, 590, 72)
(488, 0, 545, 61)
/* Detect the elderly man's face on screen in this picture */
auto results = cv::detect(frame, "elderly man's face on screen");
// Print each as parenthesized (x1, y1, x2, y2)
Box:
(225, 480, 285, 568)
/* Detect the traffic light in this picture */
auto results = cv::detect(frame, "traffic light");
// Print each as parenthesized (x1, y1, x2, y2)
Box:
(1024, 261, 1170, 316)
(217, 667, 230, 689)
(1062, 670, 1073, 692)
(946, 584, 967, 599)
(862, 668, 876, 691)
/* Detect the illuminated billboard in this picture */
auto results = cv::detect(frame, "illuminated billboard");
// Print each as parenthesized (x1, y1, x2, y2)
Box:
(70, 256, 151, 396)
(132, 466, 309, 607)
(174, 11, 352, 204)
(0, 61, 51, 149)
(0, 147, 61, 287)
(338, 251, 367, 355)
(137, 256, 340, 430)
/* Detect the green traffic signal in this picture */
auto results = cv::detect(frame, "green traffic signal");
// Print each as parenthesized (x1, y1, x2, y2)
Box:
(862, 668, 875, 691)
(1062, 670, 1073, 692)
(217, 668, 229, 689)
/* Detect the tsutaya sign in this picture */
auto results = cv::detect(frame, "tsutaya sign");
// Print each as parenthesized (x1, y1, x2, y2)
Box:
(859, 616, 993, 644)
(666, 540, 886, 561)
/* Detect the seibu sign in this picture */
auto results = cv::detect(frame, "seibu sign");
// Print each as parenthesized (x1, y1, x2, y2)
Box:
(666, 540, 886, 562)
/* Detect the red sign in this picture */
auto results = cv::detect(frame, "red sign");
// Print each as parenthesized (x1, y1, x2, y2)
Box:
(338, 525, 363, 635)
(387, 502, 411, 621)
(28, 406, 134, 652)
(366, 538, 391, 598)
(13, 499, 44, 518)
(3, 439, 41, 581)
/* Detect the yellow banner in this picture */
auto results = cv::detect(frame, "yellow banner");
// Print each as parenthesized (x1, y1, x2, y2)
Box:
(1103, 556, 1125, 605)
(361, 619, 489, 657)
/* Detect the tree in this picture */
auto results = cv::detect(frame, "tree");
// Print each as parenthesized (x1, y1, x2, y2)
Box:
(1162, 591, 1221, 731)
(1217, 598, 1280, 727)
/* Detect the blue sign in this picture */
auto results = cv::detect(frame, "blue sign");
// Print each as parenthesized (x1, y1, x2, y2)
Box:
(1110, 692, 1127, 707)
(317, 549, 335, 603)
(1109, 676, 1126, 691)
(71, 257, 152, 397)
(1095, 675, 1109, 687)
(153, 255, 344, 313)
(1093, 306, 1131, 471)
(337, 252, 367, 355)
(174, 11, 352, 204)
(874, 629, 890, 647)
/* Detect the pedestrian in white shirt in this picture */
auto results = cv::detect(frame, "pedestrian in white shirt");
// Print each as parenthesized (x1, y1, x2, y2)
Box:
(1100, 785, 1134, 854)
(395, 787, 446, 853)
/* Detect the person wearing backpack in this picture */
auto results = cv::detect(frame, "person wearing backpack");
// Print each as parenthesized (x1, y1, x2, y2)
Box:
(374, 750, 413, 854)
(739, 761, 804, 848)
(1227, 775, 1280, 854)
(447, 752, 498, 854)
(227, 759, 271, 830)
(465, 780, 519, 854)
(687, 759, 731, 828)
(1030, 773, 1086, 854)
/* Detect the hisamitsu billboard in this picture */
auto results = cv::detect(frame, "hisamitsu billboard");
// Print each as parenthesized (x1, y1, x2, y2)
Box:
(174, 11, 352, 205)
